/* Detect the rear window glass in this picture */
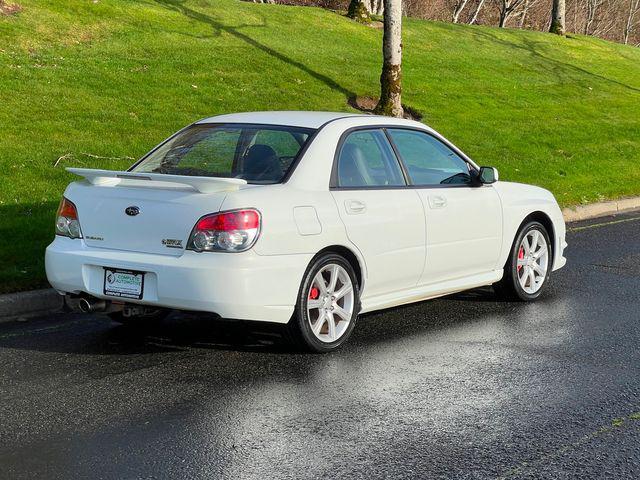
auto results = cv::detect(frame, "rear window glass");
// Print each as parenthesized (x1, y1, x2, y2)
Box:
(132, 124, 315, 184)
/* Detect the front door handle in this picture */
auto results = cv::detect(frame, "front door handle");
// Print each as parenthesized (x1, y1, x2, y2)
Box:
(345, 199, 366, 214)
(429, 195, 447, 209)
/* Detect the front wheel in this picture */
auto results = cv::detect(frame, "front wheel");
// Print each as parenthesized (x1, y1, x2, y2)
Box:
(286, 253, 360, 352)
(494, 221, 552, 301)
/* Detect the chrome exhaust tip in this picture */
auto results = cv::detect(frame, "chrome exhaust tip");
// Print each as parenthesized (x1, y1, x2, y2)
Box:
(77, 297, 107, 313)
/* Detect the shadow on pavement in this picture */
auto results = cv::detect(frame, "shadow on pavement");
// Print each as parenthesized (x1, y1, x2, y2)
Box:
(0, 310, 292, 355)
(0, 286, 529, 356)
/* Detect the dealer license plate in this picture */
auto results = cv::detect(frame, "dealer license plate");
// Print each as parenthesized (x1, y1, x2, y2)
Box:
(103, 268, 144, 300)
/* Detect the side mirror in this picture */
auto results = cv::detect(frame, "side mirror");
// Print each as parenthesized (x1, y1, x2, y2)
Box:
(478, 166, 499, 184)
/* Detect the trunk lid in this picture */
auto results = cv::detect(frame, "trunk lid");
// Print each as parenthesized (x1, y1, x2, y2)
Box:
(65, 169, 245, 257)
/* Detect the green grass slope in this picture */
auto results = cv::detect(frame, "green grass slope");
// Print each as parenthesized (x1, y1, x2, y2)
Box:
(1, 0, 639, 292)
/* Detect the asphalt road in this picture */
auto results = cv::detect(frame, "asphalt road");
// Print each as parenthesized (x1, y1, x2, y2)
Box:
(1, 212, 639, 480)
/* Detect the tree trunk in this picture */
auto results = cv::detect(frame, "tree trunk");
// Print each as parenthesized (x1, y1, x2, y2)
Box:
(375, 0, 403, 118)
(347, 0, 372, 23)
(469, 0, 486, 24)
(452, 0, 470, 23)
(371, 0, 385, 15)
(623, 0, 640, 44)
(584, 0, 600, 35)
(624, 1, 632, 43)
(498, 5, 508, 27)
(549, 0, 566, 35)
(518, 0, 530, 28)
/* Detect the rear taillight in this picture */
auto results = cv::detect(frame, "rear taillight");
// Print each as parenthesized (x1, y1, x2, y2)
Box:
(55, 197, 82, 239)
(188, 209, 261, 253)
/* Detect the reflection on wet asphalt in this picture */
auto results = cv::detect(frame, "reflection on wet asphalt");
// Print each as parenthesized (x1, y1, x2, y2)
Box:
(0, 213, 639, 479)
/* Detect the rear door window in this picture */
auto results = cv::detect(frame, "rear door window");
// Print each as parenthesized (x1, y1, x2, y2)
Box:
(336, 129, 406, 187)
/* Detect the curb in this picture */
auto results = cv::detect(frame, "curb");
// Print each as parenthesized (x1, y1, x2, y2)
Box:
(0, 288, 64, 324)
(1, 198, 639, 323)
(562, 196, 640, 222)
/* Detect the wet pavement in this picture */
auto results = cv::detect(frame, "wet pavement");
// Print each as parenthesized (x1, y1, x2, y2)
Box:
(1, 212, 639, 479)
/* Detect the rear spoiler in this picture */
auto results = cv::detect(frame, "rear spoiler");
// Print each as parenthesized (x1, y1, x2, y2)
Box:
(66, 168, 248, 193)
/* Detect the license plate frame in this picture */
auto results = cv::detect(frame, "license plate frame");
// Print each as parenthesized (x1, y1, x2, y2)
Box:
(103, 268, 145, 300)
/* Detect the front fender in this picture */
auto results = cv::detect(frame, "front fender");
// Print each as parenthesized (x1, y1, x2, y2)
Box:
(493, 182, 567, 271)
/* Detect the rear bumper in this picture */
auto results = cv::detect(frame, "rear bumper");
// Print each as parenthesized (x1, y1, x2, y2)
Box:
(45, 237, 312, 323)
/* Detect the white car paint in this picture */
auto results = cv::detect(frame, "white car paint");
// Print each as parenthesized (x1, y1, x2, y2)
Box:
(45, 111, 567, 323)
(331, 187, 426, 298)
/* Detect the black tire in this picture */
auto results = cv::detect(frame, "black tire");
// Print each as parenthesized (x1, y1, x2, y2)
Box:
(494, 221, 552, 301)
(286, 253, 360, 353)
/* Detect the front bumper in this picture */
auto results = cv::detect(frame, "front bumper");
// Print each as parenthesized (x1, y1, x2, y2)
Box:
(552, 213, 568, 271)
(45, 237, 312, 323)
(554, 239, 568, 270)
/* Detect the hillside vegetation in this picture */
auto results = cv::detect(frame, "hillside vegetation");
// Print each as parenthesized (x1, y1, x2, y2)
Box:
(1, 0, 639, 292)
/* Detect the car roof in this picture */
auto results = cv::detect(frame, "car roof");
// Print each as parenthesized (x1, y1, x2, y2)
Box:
(196, 111, 418, 129)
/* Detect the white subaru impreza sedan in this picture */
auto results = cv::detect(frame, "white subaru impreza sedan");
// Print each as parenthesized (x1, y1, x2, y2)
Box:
(46, 111, 567, 351)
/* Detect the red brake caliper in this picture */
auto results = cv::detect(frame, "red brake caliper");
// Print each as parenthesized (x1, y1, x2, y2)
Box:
(309, 287, 320, 300)
(517, 246, 524, 272)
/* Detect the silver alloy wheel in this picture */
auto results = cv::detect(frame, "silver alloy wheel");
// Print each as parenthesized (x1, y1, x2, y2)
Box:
(306, 263, 355, 343)
(517, 229, 549, 294)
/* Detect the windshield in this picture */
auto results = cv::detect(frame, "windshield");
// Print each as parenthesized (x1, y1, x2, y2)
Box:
(131, 124, 315, 184)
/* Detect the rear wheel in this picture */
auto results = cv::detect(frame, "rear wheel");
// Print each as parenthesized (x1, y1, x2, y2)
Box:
(286, 253, 360, 352)
(494, 221, 552, 301)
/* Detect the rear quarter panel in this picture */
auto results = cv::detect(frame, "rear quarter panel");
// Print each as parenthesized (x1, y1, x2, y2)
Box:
(220, 184, 353, 258)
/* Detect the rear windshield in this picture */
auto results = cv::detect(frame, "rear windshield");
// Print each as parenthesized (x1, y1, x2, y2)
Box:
(131, 124, 315, 184)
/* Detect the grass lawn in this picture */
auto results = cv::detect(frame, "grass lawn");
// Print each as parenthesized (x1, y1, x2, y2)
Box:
(0, 0, 639, 293)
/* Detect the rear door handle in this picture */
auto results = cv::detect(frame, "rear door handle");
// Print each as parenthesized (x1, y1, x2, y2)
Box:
(345, 199, 366, 214)
(429, 195, 447, 209)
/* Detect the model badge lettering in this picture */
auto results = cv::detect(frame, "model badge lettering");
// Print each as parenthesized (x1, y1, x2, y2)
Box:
(162, 239, 183, 249)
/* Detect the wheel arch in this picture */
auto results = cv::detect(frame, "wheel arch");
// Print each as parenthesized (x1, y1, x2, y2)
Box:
(312, 245, 364, 292)
(517, 211, 556, 265)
